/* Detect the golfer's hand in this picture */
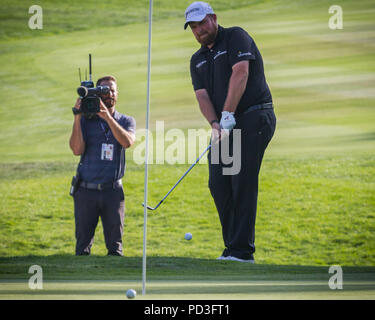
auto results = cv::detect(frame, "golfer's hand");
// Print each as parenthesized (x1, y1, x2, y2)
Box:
(211, 121, 221, 144)
(97, 99, 111, 121)
(220, 111, 236, 133)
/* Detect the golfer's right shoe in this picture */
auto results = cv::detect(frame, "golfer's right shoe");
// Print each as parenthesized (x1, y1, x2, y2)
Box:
(216, 255, 229, 260)
(226, 256, 255, 264)
(216, 248, 230, 260)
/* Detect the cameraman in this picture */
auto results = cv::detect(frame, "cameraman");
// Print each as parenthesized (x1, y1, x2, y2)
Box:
(69, 75, 136, 256)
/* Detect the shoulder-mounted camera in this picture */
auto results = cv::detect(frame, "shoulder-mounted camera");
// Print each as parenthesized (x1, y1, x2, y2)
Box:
(75, 54, 109, 119)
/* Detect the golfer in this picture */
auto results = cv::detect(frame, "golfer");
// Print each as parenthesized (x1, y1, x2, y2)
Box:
(185, 2, 276, 262)
(69, 75, 136, 256)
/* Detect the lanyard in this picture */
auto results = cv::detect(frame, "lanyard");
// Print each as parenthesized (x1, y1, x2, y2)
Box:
(99, 120, 111, 142)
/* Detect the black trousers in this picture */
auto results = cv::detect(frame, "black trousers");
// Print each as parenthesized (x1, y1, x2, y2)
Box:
(73, 186, 125, 256)
(208, 108, 276, 260)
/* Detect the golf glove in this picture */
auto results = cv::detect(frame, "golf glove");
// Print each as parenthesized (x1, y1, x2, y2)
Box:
(220, 111, 236, 131)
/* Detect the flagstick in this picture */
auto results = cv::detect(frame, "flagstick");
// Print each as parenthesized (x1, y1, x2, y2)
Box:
(142, 0, 153, 296)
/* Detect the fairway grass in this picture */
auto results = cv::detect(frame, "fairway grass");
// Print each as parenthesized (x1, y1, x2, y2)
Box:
(1, 157, 374, 266)
(0, 0, 374, 300)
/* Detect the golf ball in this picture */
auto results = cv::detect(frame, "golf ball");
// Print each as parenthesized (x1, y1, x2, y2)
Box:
(126, 289, 136, 299)
(184, 232, 192, 241)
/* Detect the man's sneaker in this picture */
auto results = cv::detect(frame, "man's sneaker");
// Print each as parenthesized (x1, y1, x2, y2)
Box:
(216, 255, 229, 260)
(227, 256, 255, 264)
(216, 248, 230, 260)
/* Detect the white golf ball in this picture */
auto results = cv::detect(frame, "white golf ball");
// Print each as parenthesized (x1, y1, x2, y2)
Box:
(184, 232, 192, 241)
(126, 289, 136, 299)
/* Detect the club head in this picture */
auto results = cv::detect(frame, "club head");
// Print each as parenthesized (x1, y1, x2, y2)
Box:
(142, 202, 156, 211)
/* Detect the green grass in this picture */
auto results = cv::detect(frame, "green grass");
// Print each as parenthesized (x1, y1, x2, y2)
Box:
(0, 157, 374, 265)
(0, 0, 258, 40)
(1, 255, 374, 299)
(2, 279, 375, 300)
(0, 0, 374, 299)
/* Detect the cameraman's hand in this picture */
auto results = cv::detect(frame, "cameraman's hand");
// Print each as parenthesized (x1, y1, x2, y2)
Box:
(73, 98, 82, 119)
(97, 99, 111, 121)
(70, 98, 85, 155)
(74, 98, 81, 110)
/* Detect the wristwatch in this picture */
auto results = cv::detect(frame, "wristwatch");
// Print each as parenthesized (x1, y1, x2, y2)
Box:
(72, 107, 81, 115)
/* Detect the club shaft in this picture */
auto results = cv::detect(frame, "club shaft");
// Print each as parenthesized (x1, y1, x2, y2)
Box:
(150, 144, 211, 210)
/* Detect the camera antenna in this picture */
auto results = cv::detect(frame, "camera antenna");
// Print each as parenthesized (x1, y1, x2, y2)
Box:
(85, 69, 87, 81)
(89, 53, 92, 81)
(78, 68, 82, 83)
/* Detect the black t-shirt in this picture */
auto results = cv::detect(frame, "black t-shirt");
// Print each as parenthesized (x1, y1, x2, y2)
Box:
(190, 25, 272, 117)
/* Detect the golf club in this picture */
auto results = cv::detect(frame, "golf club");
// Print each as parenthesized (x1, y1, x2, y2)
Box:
(142, 144, 211, 211)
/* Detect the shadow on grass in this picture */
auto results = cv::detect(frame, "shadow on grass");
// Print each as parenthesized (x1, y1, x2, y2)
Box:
(1, 254, 374, 282)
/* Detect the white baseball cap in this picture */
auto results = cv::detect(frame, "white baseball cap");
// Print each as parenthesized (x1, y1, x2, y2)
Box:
(184, 1, 215, 30)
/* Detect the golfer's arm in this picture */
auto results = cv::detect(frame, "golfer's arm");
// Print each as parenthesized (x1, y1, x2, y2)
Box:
(69, 115, 85, 156)
(195, 89, 218, 125)
(223, 60, 249, 113)
(106, 116, 135, 149)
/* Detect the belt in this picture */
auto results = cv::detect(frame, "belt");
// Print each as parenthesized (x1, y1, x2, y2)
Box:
(79, 179, 122, 191)
(242, 102, 273, 115)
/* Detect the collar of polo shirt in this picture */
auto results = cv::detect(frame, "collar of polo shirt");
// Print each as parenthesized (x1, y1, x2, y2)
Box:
(199, 25, 224, 51)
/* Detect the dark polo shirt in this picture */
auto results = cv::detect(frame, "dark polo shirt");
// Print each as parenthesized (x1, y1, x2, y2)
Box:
(78, 111, 136, 184)
(190, 25, 272, 117)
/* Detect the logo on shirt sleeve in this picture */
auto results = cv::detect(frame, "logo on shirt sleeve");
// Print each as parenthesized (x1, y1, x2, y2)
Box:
(196, 60, 207, 68)
(214, 50, 227, 60)
(237, 51, 252, 57)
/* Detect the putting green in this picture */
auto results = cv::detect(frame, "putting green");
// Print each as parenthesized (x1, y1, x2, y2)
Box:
(1, 279, 374, 300)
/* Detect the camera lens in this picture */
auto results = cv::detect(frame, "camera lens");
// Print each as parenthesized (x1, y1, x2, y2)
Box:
(77, 86, 88, 98)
